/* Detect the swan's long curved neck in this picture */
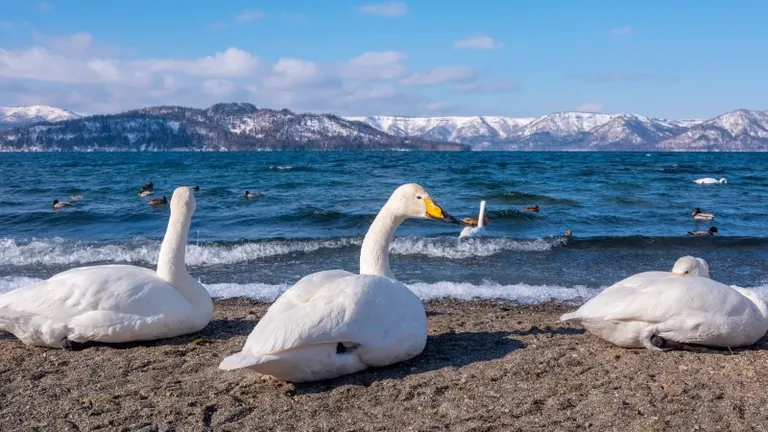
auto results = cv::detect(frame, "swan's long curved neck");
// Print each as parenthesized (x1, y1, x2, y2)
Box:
(156, 208, 211, 315)
(477, 200, 487, 229)
(157, 208, 191, 285)
(359, 203, 404, 278)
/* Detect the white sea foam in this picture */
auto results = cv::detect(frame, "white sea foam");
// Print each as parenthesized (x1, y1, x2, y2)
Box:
(2, 275, 765, 305)
(0, 275, 596, 303)
(0, 236, 563, 266)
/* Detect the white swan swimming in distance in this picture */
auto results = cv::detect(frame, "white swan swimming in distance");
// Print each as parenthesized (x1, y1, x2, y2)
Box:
(459, 200, 487, 239)
(694, 177, 727, 184)
(0, 186, 213, 349)
(560, 256, 768, 351)
(219, 183, 459, 382)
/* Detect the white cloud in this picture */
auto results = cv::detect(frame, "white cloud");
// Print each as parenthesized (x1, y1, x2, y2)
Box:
(454, 35, 503, 51)
(234, 10, 265, 23)
(0, 32, 497, 116)
(400, 66, 478, 87)
(201, 79, 236, 98)
(360, 1, 407, 16)
(135, 48, 260, 78)
(607, 26, 632, 36)
(576, 103, 604, 112)
(341, 51, 408, 81)
(264, 58, 322, 89)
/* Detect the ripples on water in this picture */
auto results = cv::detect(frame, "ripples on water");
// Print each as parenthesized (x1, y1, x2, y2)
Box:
(0, 152, 766, 303)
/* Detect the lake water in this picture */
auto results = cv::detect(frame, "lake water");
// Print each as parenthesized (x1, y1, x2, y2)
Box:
(0, 151, 766, 303)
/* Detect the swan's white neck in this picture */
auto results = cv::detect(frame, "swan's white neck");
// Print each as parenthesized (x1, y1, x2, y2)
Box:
(359, 202, 404, 278)
(156, 207, 212, 315)
(477, 200, 487, 229)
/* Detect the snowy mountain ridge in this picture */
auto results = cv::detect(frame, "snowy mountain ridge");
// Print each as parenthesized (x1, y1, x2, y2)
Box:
(1, 103, 767, 151)
(0, 105, 80, 130)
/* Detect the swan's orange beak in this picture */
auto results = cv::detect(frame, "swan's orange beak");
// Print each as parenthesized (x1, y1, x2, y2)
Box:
(424, 198, 459, 224)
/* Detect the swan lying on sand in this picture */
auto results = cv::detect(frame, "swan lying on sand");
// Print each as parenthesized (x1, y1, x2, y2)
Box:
(560, 256, 768, 352)
(0, 187, 212, 349)
(219, 183, 459, 383)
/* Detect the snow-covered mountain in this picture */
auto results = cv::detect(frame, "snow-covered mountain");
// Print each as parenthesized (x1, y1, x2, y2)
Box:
(0, 103, 467, 152)
(0, 105, 80, 130)
(347, 110, 767, 151)
(345, 115, 535, 149)
(1, 103, 766, 151)
(656, 110, 768, 151)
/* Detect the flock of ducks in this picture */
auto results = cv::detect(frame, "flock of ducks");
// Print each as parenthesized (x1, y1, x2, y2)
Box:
(5, 177, 754, 384)
(50, 182, 265, 209)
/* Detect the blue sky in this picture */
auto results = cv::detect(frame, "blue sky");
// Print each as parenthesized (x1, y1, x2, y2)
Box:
(1, 0, 766, 119)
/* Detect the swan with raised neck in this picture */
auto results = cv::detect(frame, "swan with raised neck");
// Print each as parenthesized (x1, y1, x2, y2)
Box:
(359, 183, 458, 278)
(156, 187, 213, 316)
(0, 186, 212, 348)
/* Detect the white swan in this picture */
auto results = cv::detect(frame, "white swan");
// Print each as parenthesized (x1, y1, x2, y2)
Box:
(694, 177, 727, 185)
(0, 186, 213, 349)
(219, 183, 459, 382)
(459, 200, 487, 239)
(560, 256, 768, 351)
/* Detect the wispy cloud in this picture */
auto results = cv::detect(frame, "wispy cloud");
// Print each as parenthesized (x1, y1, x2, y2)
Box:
(454, 35, 503, 51)
(209, 9, 266, 29)
(234, 10, 265, 23)
(576, 103, 603, 112)
(400, 66, 478, 87)
(454, 80, 519, 93)
(572, 71, 679, 84)
(360, 1, 408, 17)
(37, 1, 54, 13)
(607, 26, 632, 36)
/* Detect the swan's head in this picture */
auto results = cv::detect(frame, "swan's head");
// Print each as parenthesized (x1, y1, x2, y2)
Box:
(170, 186, 196, 215)
(389, 183, 459, 224)
(671, 256, 710, 278)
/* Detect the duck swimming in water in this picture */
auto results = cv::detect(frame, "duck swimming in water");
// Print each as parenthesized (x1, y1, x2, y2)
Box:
(139, 190, 154, 197)
(244, 190, 263, 199)
(688, 226, 718, 236)
(148, 196, 168, 206)
(523, 204, 540, 213)
(52, 199, 74, 210)
(691, 208, 715, 221)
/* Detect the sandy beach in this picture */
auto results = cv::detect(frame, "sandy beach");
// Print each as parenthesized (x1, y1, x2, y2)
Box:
(2, 298, 768, 432)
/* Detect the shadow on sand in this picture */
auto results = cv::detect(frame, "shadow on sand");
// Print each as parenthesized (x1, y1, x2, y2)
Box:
(292, 329, 525, 395)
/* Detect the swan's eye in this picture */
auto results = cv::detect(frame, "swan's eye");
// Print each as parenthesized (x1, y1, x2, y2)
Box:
(416, 195, 422, 200)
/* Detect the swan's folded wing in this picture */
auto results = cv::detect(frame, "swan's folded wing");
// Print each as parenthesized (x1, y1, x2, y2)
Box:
(0, 265, 166, 318)
(602, 277, 741, 324)
(242, 275, 407, 356)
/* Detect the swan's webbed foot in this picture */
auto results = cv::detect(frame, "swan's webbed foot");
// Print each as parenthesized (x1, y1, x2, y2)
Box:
(336, 342, 360, 354)
(60, 338, 100, 351)
(650, 335, 732, 355)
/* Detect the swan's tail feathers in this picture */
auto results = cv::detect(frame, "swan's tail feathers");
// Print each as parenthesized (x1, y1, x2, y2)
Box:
(0, 308, 35, 337)
(219, 351, 265, 371)
(559, 312, 582, 324)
